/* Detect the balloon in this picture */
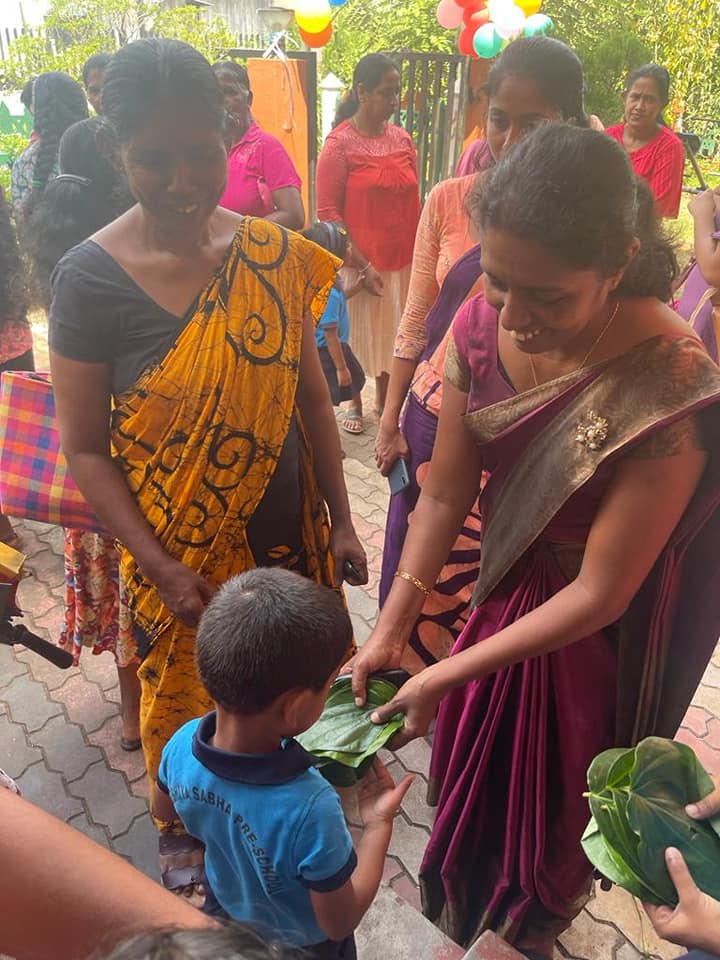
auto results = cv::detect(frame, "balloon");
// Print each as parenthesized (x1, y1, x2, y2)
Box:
(458, 26, 478, 56)
(493, 2, 526, 39)
(436, 0, 464, 29)
(456, 0, 481, 8)
(517, 0, 542, 14)
(299, 22, 332, 46)
(465, 7, 491, 31)
(523, 12, 553, 34)
(329, 0, 346, 5)
(294, 0, 331, 34)
(462, 1, 487, 24)
(472, 22, 503, 57)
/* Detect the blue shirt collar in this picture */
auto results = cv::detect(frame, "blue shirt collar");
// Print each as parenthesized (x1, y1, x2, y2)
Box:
(191, 712, 317, 785)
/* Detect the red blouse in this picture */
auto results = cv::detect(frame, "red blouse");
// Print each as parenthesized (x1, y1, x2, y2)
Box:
(316, 121, 420, 272)
(605, 123, 685, 219)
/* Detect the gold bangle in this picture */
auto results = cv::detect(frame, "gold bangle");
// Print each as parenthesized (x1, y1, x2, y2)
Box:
(394, 570, 431, 598)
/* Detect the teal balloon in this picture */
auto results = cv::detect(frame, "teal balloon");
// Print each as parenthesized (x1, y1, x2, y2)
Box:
(329, 0, 346, 5)
(523, 13, 553, 35)
(473, 23, 503, 58)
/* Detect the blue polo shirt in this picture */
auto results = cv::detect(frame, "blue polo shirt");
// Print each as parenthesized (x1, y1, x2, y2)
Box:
(157, 713, 357, 947)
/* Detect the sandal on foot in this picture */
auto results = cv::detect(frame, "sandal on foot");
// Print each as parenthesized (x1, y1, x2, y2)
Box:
(341, 410, 365, 435)
(159, 833, 206, 905)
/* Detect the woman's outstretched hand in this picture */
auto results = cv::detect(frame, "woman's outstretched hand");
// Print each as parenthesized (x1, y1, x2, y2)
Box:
(369, 670, 441, 749)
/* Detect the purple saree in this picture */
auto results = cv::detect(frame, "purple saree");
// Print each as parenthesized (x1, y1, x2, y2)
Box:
(420, 296, 720, 947)
(676, 214, 720, 363)
(380, 245, 486, 670)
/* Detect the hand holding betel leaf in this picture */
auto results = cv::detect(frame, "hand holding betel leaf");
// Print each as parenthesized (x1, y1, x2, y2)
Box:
(297, 677, 404, 787)
(582, 737, 720, 905)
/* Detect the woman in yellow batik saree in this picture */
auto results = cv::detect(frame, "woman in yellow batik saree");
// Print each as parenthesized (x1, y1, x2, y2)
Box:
(49, 38, 366, 890)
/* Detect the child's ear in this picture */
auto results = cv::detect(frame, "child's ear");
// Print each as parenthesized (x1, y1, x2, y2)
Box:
(280, 688, 317, 731)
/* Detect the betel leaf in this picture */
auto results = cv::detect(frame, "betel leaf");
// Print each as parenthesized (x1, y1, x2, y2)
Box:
(580, 817, 655, 900)
(297, 677, 403, 770)
(583, 736, 720, 907)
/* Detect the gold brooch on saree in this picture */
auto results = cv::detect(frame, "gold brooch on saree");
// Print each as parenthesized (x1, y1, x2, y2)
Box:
(576, 410, 609, 451)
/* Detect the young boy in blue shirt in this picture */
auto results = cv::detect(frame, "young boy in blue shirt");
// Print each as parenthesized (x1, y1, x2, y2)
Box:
(153, 568, 412, 959)
(303, 222, 366, 423)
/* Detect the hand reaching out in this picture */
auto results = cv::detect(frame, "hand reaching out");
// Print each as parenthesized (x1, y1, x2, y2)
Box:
(643, 848, 720, 953)
(358, 759, 414, 829)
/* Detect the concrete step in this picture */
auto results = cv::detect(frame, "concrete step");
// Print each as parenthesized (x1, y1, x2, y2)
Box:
(357, 886, 525, 960)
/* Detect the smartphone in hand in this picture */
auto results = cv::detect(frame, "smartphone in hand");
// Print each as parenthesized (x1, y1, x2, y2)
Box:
(388, 458, 410, 496)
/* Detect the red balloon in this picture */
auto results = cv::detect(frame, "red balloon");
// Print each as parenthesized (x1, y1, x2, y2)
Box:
(456, 0, 480, 7)
(299, 22, 332, 47)
(457, 25, 478, 56)
(462, 0, 486, 22)
(464, 7, 491, 29)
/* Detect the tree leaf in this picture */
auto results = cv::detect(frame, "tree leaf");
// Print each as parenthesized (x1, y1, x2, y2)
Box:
(581, 816, 657, 900)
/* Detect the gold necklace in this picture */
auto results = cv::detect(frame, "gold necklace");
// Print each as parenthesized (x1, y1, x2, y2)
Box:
(528, 300, 620, 388)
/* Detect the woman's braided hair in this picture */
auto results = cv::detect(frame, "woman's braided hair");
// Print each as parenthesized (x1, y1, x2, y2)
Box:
(29, 71, 89, 195)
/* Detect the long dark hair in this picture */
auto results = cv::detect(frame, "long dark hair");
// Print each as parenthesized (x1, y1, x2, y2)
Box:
(102, 38, 225, 145)
(333, 53, 397, 127)
(28, 72, 89, 196)
(624, 63, 671, 125)
(485, 37, 588, 126)
(476, 124, 677, 301)
(0, 190, 28, 327)
(24, 117, 133, 307)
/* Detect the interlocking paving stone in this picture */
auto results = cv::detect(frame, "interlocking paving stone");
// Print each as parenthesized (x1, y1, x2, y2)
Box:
(50, 673, 119, 733)
(80, 650, 123, 691)
(394, 737, 433, 776)
(23, 547, 66, 589)
(399, 773, 436, 830)
(68, 811, 113, 849)
(0, 643, 29, 688)
(350, 613, 372, 646)
(344, 583, 379, 624)
(557, 908, 627, 960)
(0, 713, 43, 777)
(68, 762, 148, 837)
(585, 885, 680, 960)
(16, 764, 83, 821)
(30, 714, 103, 781)
(113, 813, 161, 882)
(87, 715, 147, 782)
(387, 813, 431, 878)
(2, 672, 64, 732)
(15, 647, 75, 691)
(15, 574, 56, 618)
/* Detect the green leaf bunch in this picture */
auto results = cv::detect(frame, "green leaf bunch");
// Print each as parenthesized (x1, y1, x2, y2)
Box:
(297, 677, 403, 787)
(582, 737, 720, 905)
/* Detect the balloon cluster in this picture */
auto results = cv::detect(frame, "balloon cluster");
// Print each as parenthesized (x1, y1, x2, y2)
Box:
(295, 0, 346, 49)
(436, 0, 553, 58)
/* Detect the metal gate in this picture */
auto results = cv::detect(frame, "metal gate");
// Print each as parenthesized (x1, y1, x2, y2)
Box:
(390, 50, 471, 200)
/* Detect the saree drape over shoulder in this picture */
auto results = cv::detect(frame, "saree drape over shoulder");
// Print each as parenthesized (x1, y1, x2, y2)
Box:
(421, 295, 720, 947)
(110, 219, 338, 784)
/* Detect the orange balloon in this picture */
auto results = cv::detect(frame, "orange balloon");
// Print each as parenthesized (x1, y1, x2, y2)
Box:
(517, 0, 543, 14)
(299, 22, 333, 47)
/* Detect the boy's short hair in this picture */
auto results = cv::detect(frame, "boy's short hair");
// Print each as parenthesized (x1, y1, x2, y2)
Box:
(196, 568, 352, 714)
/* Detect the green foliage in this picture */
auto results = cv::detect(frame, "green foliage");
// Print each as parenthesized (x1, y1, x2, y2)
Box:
(582, 737, 720, 906)
(323, 0, 454, 86)
(0, 132, 27, 194)
(151, 6, 237, 62)
(546, 0, 720, 123)
(0, 0, 237, 90)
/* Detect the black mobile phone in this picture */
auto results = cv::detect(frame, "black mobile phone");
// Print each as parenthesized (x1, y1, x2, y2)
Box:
(343, 559, 364, 586)
(388, 457, 410, 496)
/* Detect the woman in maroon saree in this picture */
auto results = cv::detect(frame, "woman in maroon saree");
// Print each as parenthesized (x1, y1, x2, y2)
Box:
(351, 124, 720, 957)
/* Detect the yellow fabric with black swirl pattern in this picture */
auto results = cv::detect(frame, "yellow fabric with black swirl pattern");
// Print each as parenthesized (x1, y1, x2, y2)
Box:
(110, 218, 338, 787)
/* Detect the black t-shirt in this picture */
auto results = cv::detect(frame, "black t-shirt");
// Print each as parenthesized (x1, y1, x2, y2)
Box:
(48, 238, 303, 564)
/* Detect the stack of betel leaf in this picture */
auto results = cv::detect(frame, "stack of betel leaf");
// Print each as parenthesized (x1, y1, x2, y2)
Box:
(582, 736, 720, 905)
(297, 677, 403, 787)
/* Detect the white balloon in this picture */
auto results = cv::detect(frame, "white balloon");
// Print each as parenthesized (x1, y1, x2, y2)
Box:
(494, 2, 526, 38)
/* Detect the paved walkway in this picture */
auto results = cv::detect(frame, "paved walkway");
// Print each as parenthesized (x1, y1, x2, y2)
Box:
(2, 324, 717, 959)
